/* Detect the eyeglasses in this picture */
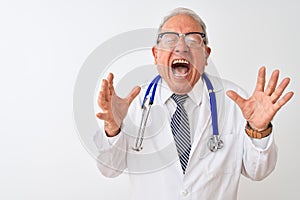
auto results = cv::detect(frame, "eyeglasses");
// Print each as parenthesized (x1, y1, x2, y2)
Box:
(157, 32, 206, 49)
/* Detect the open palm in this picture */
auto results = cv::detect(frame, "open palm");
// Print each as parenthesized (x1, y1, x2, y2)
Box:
(96, 73, 141, 136)
(227, 67, 294, 130)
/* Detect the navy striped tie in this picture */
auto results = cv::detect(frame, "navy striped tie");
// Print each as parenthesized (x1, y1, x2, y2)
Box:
(171, 94, 191, 174)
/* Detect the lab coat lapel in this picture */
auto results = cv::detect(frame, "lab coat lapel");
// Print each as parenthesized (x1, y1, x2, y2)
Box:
(188, 74, 225, 165)
(208, 75, 226, 137)
(188, 87, 211, 161)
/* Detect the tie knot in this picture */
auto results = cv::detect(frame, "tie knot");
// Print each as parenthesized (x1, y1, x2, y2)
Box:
(171, 94, 188, 105)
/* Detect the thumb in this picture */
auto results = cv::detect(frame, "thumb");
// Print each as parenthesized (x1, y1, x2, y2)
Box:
(126, 86, 141, 105)
(226, 90, 246, 109)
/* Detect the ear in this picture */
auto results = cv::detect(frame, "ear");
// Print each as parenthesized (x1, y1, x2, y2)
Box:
(205, 46, 211, 65)
(205, 46, 211, 58)
(152, 46, 158, 64)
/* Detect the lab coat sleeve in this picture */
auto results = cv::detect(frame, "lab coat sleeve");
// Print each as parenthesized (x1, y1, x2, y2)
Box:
(242, 131, 277, 181)
(234, 87, 278, 181)
(93, 93, 142, 178)
(93, 126, 128, 178)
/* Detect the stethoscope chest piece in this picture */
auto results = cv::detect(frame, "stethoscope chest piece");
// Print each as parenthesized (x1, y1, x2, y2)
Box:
(208, 135, 224, 152)
(132, 146, 143, 152)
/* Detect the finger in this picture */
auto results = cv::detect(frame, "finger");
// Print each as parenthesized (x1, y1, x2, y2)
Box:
(255, 66, 266, 92)
(107, 72, 114, 83)
(126, 86, 141, 105)
(265, 69, 279, 96)
(96, 112, 109, 121)
(273, 91, 294, 112)
(98, 91, 108, 108)
(103, 78, 111, 102)
(101, 79, 109, 101)
(270, 77, 290, 103)
(107, 73, 115, 95)
(226, 90, 246, 109)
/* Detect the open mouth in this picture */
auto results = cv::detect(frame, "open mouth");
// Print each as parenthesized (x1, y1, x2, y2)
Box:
(171, 59, 190, 78)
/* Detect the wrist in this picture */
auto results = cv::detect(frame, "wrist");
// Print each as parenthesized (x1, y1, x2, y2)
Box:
(104, 121, 121, 137)
(248, 122, 269, 132)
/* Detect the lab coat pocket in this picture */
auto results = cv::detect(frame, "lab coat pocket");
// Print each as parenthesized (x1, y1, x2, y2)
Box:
(201, 132, 239, 176)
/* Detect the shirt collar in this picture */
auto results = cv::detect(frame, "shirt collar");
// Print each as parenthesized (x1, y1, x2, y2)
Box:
(159, 77, 204, 106)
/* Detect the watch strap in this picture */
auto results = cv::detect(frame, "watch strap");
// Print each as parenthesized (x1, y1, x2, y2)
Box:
(245, 122, 273, 139)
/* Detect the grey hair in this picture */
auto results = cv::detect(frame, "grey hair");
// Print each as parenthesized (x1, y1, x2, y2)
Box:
(158, 7, 208, 44)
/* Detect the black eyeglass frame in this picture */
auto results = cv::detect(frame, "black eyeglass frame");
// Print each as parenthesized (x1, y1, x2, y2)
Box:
(156, 31, 207, 46)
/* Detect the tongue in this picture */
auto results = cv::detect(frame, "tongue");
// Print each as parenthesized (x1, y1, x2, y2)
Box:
(173, 66, 188, 76)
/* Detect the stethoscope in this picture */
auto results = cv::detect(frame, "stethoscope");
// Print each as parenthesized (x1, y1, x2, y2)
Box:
(132, 73, 224, 152)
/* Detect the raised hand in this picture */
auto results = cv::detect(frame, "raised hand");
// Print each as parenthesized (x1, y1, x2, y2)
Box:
(96, 73, 141, 136)
(226, 66, 294, 131)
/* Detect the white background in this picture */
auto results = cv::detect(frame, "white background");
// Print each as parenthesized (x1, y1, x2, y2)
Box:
(1, 0, 299, 199)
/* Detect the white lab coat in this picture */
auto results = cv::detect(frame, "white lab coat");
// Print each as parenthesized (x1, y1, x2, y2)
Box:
(94, 74, 277, 200)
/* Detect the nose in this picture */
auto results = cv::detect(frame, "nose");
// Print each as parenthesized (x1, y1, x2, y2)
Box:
(174, 36, 189, 54)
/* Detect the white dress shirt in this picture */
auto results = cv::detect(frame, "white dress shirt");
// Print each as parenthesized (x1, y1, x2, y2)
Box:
(94, 73, 277, 200)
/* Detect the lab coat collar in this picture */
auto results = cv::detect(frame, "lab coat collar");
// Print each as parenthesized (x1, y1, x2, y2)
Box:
(203, 73, 224, 93)
(158, 79, 173, 105)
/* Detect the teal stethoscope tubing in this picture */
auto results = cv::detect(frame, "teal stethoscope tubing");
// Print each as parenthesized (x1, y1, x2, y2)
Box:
(132, 73, 223, 152)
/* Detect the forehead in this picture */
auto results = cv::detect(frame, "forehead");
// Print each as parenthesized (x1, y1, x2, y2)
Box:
(161, 14, 203, 33)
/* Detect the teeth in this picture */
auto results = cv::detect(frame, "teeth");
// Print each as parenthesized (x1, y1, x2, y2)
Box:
(172, 59, 189, 65)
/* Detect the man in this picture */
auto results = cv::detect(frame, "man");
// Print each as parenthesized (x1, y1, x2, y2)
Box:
(94, 7, 294, 200)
